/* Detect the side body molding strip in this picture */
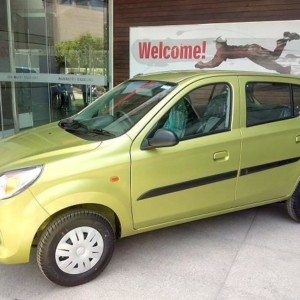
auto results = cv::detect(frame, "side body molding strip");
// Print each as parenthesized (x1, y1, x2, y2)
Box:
(240, 157, 300, 176)
(137, 171, 238, 201)
(137, 156, 300, 201)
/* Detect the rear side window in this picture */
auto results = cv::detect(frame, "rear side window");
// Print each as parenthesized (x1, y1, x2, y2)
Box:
(246, 82, 292, 126)
(293, 85, 300, 116)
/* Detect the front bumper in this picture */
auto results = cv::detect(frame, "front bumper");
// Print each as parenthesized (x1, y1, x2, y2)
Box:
(0, 190, 49, 264)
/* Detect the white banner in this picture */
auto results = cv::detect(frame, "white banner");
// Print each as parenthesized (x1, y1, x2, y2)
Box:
(130, 20, 300, 77)
(0, 72, 107, 86)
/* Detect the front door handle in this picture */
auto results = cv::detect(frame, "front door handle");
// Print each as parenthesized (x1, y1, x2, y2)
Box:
(296, 136, 300, 143)
(213, 151, 229, 161)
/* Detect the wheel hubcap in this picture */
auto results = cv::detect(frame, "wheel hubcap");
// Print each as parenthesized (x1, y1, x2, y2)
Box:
(55, 226, 104, 275)
(76, 247, 85, 256)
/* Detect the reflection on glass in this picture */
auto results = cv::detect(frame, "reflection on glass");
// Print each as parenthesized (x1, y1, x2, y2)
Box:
(0, 1, 13, 137)
(50, 83, 106, 120)
(50, 82, 75, 120)
(47, 0, 108, 112)
(0, 82, 15, 138)
(60, 0, 105, 8)
(81, 85, 106, 107)
(0, 0, 108, 137)
(54, 33, 106, 76)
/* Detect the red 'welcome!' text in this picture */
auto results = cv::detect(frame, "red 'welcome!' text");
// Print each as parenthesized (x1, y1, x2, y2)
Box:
(139, 41, 207, 60)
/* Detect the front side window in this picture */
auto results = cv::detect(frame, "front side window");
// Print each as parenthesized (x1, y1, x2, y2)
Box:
(59, 80, 176, 140)
(246, 82, 292, 126)
(149, 83, 231, 140)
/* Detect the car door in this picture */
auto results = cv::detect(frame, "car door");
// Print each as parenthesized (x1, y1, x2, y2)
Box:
(130, 76, 242, 229)
(235, 75, 300, 207)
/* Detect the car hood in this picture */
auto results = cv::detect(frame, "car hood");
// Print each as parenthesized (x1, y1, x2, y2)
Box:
(0, 123, 100, 172)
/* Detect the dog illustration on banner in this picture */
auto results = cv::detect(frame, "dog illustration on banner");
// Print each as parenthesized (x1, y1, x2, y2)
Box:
(195, 32, 300, 74)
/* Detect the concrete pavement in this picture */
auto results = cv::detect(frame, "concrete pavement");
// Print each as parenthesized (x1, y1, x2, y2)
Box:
(0, 202, 299, 300)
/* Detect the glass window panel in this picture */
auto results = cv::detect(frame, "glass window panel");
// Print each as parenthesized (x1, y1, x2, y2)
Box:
(292, 85, 300, 116)
(0, 0, 108, 138)
(0, 82, 15, 137)
(246, 82, 292, 126)
(150, 83, 231, 140)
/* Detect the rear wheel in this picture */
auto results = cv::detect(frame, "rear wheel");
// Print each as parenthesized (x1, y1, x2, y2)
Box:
(37, 210, 115, 286)
(286, 186, 300, 222)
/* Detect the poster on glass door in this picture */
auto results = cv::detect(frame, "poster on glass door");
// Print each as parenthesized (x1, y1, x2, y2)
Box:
(130, 20, 300, 77)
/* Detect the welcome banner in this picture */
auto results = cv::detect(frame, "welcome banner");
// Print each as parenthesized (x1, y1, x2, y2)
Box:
(130, 20, 300, 77)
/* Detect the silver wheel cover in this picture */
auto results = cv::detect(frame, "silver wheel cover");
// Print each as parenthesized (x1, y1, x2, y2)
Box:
(55, 226, 104, 275)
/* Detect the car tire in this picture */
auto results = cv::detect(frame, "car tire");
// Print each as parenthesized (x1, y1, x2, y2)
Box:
(37, 209, 115, 286)
(286, 186, 300, 222)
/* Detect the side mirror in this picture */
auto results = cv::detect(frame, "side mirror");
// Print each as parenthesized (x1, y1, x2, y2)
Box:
(141, 129, 179, 150)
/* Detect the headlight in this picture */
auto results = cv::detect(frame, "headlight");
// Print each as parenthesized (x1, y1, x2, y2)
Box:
(0, 166, 43, 200)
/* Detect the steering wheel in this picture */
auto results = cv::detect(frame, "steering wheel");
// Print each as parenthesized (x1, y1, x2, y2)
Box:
(117, 111, 134, 127)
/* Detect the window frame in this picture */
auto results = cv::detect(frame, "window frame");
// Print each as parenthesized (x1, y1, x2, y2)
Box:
(245, 81, 296, 128)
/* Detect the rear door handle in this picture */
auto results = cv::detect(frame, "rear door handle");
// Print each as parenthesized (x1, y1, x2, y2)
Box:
(296, 136, 300, 143)
(213, 151, 229, 161)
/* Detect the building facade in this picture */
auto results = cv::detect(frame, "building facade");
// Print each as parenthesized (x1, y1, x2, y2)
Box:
(0, 0, 300, 137)
(113, 0, 300, 84)
(0, 0, 109, 138)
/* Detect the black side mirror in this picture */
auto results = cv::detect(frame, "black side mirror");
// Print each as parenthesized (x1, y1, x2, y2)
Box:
(141, 129, 179, 150)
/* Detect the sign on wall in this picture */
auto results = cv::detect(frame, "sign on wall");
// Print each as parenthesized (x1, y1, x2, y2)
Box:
(0, 72, 106, 86)
(130, 20, 300, 77)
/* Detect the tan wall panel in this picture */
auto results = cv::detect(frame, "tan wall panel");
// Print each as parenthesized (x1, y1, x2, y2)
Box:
(54, 4, 104, 43)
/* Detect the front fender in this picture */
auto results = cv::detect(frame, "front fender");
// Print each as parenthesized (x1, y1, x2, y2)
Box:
(37, 191, 134, 237)
(30, 175, 134, 237)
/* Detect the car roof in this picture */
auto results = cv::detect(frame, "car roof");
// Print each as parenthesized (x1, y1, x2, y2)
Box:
(133, 70, 299, 83)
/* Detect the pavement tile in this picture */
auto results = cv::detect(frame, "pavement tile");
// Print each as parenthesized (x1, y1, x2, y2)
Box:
(217, 243, 300, 300)
(245, 203, 300, 254)
(177, 207, 257, 243)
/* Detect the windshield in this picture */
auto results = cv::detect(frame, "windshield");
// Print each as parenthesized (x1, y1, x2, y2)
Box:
(59, 80, 177, 140)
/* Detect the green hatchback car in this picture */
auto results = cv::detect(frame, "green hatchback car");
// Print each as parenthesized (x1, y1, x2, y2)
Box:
(0, 71, 299, 286)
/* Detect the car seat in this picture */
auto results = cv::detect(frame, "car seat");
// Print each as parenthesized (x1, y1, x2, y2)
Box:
(198, 88, 230, 134)
(163, 96, 198, 138)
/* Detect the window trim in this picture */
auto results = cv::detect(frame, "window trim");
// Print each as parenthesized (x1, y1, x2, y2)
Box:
(245, 81, 295, 128)
(246, 115, 295, 128)
(180, 126, 231, 141)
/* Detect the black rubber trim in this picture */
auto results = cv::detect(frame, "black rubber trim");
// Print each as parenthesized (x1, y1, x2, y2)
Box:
(240, 156, 300, 176)
(137, 170, 238, 201)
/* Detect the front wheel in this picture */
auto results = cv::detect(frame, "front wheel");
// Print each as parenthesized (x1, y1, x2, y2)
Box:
(37, 210, 115, 286)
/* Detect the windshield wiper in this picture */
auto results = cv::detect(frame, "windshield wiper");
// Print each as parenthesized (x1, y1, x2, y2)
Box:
(59, 119, 88, 131)
(59, 119, 115, 138)
(88, 128, 116, 137)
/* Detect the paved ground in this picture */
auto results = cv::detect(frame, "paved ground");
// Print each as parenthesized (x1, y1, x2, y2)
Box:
(0, 202, 299, 300)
